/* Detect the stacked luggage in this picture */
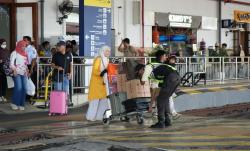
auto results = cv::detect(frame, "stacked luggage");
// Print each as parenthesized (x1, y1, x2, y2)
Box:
(104, 62, 151, 124)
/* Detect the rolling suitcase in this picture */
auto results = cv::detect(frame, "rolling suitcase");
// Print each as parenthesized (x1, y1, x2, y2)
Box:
(122, 98, 150, 113)
(108, 92, 127, 115)
(49, 70, 68, 116)
(49, 90, 68, 115)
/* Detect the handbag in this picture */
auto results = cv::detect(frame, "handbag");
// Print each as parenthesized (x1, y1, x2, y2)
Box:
(26, 78, 36, 96)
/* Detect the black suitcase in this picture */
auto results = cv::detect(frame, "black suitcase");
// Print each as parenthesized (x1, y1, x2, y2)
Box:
(122, 98, 150, 113)
(108, 92, 127, 115)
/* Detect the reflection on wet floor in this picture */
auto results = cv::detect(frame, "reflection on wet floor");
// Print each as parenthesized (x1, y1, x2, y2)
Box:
(1, 113, 250, 150)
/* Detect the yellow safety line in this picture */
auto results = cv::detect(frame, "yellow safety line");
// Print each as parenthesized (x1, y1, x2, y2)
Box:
(144, 141, 250, 147)
(187, 90, 202, 95)
(92, 135, 250, 141)
(209, 87, 224, 92)
(182, 84, 250, 93)
(99, 135, 250, 140)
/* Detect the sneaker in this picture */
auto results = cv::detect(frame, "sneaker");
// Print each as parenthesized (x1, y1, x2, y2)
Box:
(172, 113, 181, 120)
(0, 97, 3, 102)
(150, 122, 165, 128)
(19, 106, 25, 111)
(11, 104, 18, 110)
(68, 102, 74, 107)
(172, 93, 177, 98)
(1, 97, 7, 102)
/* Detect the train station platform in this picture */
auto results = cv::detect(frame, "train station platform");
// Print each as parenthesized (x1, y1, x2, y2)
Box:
(0, 79, 250, 115)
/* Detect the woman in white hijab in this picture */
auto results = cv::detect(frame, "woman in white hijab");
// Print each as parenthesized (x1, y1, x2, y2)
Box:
(86, 46, 111, 121)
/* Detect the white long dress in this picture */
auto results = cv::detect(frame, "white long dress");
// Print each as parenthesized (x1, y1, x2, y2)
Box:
(86, 54, 111, 121)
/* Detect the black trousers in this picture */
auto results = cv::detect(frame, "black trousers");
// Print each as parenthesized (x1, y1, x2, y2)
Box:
(157, 73, 181, 122)
(0, 73, 7, 97)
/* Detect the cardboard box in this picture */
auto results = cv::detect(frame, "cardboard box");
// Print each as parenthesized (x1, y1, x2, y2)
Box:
(126, 79, 151, 99)
(117, 74, 127, 92)
(126, 82, 132, 99)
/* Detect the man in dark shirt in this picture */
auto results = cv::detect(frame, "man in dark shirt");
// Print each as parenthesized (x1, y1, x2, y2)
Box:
(150, 55, 181, 128)
(51, 41, 73, 96)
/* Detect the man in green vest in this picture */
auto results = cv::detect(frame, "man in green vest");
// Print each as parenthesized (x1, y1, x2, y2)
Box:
(148, 55, 181, 128)
(141, 50, 166, 112)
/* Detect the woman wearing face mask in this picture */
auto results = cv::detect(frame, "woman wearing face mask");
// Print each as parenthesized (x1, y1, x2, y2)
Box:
(86, 45, 111, 121)
(0, 39, 10, 102)
(10, 40, 29, 111)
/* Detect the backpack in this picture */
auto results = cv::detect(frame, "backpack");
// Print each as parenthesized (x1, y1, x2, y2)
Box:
(3, 51, 17, 76)
(2, 58, 14, 76)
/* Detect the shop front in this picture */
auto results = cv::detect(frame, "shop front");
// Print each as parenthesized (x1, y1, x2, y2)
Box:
(153, 13, 201, 57)
(233, 10, 250, 55)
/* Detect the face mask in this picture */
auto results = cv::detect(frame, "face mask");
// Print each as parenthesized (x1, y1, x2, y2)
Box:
(1, 44, 7, 49)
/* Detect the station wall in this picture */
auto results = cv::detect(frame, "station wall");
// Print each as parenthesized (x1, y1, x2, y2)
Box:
(112, 0, 250, 54)
(16, 0, 79, 41)
(112, 0, 219, 55)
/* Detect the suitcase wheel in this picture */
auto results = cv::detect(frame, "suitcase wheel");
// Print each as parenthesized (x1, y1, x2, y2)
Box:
(48, 113, 53, 116)
(103, 118, 110, 125)
(136, 115, 144, 125)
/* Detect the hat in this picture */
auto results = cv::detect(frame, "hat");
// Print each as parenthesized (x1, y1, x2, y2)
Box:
(57, 41, 66, 47)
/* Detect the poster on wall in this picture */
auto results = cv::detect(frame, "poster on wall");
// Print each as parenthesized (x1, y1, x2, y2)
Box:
(79, 0, 112, 56)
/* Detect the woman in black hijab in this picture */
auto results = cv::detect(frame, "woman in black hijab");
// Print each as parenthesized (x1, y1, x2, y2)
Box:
(0, 39, 10, 102)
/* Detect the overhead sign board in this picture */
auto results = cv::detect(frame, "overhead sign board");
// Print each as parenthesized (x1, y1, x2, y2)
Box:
(79, 0, 112, 56)
(234, 10, 250, 23)
(84, 0, 111, 8)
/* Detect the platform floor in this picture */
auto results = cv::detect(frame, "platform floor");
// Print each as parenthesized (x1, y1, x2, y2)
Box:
(1, 79, 250, 115)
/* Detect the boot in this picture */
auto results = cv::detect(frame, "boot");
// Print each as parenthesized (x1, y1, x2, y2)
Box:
(150, 116, 165, 128)
(165, 114, 172, 127)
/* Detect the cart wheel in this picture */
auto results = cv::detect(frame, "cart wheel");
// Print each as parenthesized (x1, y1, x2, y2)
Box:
(136, 115, 144, 125)
(103, 118, 110, 125)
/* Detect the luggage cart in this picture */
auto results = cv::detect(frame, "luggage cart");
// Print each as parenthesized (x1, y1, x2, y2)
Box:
(31, 71, 53, 108)
(103, 93, 150, 125)
(103, 73, 151, 125)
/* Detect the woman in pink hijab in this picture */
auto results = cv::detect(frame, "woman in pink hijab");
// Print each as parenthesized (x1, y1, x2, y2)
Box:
(10, 40, 29, 111)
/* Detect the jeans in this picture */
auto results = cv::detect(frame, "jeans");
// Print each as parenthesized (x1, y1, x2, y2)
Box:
(12, 75, 27, 107)
(53, 75, 69, 95)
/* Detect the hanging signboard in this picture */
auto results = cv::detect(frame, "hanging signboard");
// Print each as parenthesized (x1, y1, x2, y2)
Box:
(234, 10, 250, 23)
(169, 14, 192, 28)
(79, 0, 112, 56)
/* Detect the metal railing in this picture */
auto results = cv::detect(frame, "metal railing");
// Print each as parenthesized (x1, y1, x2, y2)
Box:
(36, 56, 250, 97)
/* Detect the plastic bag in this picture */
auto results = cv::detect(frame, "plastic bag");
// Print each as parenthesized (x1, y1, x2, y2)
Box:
(26, 78, 36, 96)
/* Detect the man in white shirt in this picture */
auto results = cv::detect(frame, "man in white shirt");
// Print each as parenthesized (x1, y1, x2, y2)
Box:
(23, 36, 37, 74)
(23, 36, 38, 100)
